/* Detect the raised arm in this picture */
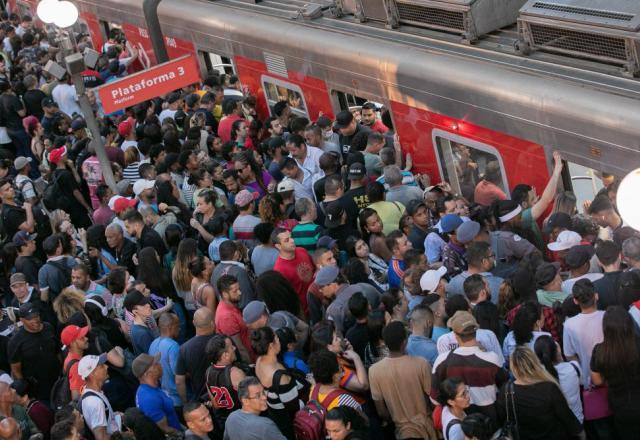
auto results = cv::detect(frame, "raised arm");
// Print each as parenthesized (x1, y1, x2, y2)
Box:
(531, 151, 563, 220)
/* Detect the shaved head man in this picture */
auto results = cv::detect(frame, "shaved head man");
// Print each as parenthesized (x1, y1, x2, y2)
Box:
(0, 418, 21, 440)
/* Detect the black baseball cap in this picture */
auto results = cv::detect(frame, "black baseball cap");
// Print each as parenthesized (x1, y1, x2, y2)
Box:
(543, 212, 572, 234)
(324, 201, 345, 229)
(565, 245, 596, 269)
(348, 162, 365, 180)
(41, 97, 57, 108)
(18, 303, 39, 319)
(333, 110, 354, 129)
(535, 262, 561, 288)
(406, 199, 427, 216)
(124, 290, 150, 312)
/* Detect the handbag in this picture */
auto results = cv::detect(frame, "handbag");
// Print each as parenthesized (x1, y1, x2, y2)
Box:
(582, 385, 612, 421)
(500, 381, 520, 440)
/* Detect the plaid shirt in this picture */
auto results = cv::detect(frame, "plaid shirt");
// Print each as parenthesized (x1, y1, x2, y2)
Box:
(505, 303, 559, 342)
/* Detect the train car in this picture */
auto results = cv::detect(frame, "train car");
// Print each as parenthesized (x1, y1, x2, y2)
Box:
(9, 0, 640, 207)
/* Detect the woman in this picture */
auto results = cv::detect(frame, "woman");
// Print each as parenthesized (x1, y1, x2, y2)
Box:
(363, 310, 389, 369)
(190, 189, 220, 254)
(233, 150, 271, 197)
(437, 377, 471, 440)
(258, 194, 297, 231)
(345, 237, 388, 291)
(24, 116, 44, 162)
(325, 406, 369, 440)
(542, 191, 577, 230)
(380, 288, 409, 324)
(252, 327, 306, 439)
(308, 349, 363, 412)
(255, 270, 302, 318)
(163, 224, 183, 271)
(358, 208, 392, 262)
(172, 238, 199, 313)
(534, 335, 583, 423)
(342, 258, 384, 302)
(497, 346, 584, 440)
(231, 119, 252, 149)
(502, 301, 550, 361)
(591, 306, 640, 438)
(189, 255, 217, 317)
(122, 146, 141, 181)
(156, 179, 190, 224)
(188, 168, 214, 209)
(52, 288, 86, 328)
(310, 321, 369, 395)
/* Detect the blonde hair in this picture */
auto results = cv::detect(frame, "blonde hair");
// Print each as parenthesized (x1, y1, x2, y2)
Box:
(124, 146, 140, 166)
(510, 346, 559, 387)
(50, 209, 69, 233)
(53, 288, 86, 324)
(172, 238, 199, 292)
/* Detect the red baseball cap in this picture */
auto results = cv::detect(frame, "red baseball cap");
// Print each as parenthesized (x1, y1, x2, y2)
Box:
(118, 117, 135, 137)
(113, 197, 137, 214)
(48, 146, 67, 164)
(61, 325, 89, 346)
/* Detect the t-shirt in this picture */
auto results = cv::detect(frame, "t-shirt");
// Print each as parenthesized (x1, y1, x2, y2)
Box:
(406, 335, 438, 366)
(130, 324, 155, 355)
(250, 245, 279, 276)
(81, 389, 119, 435)
(1, 203, 26, 239)
(149, 336, 181, 406)
(473, 180, 506, 206)
(273, 248, 315, 315)
(232, 214, 261, 247)
(223, 410, 287, 440)
(561, 273, 604, 294)
(38, 256, 76, 299)
(555, 361, 583, 423)
(136, 384, 181, 430)
(441, 406, 465, 440)
(175, 334, 215, 400)
(215, 301, 252, 358)
(369, 355, 437, 439)
(436, 329, 505, 366)
(52, 83, 82, 118)
(0, 94, 25, 131)
(64, 352, 84, 394)
(502, 330, 551, 361)
(563, 311, 604, 387)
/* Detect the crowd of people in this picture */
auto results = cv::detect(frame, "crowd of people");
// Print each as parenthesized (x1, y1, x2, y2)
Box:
(0, 8, 638, 440)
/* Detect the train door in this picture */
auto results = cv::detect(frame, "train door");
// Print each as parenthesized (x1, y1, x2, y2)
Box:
(432, 129, 509, 203)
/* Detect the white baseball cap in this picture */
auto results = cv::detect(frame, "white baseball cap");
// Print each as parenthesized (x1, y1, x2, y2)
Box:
(547, 230, 582, 252)
(78, 354, 107, 380)
(133, 179, 155, 197)
(277, 179, 295, 193)
(419, 266, 447, 292)
(108, 195, 124, 210)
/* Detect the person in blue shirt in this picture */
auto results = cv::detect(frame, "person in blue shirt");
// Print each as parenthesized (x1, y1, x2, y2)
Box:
(133, 353, 182, 434)
(149, 312, 181, 407)
(125, 289, 158, 355)
(275, 327, 310, 374)
(407, 304, 439, 365)
(386, 230, 412, 289)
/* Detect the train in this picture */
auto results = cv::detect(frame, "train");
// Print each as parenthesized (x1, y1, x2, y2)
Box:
(8, 0, 640, 207)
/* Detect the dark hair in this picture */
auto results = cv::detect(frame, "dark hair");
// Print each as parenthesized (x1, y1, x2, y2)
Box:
(358, 208, 378, 241)
(219, 240, 239, 261)
(348, 292, 369, 320)
(382, 320, 407, 352)
(512, 301, 542, 345)
(310, 320, 336, 353)
(253, 222, 275, 245)
(366, 181, 385, 203)
(437, 377, 465, 407)
(217, 274, 238, 295)
(596, 240, 621, 266)
(404, 248, 424, 269)
(286, 133, 305, 148)
(255, 271, 302, 317)
(461, 413, 493, 440)
(107, 267, 128, 294)
(164, 224, 184, 251)
(572, 278, 596, 307)
(42, 234, 62, 256)
(251, 326, 276, 357)
(275, 326, 297, 351)
(381, 288, 403, 314)
(618, 270, 640, 309)
(123, 209, 143, 224)
(206, 334, 230, 364)
(289, 117, 309, 135)
(495, 200, 521, 227)
(466, 241, 492, 268)
(592, 306, 640, 384)
(188, 255, 208, 278)
(325, 406, 368, 435)
(137, 247, 174, 298)
(123, 407, 165, 440)
(445, 295, 469, 320)
(511, 184, 532, 206)
(385, 230, 404, 253)
(533, 335, 559, 380)
(308, 349, 339, 384)
(472, 301, 500, 337)
(342, 258, 370, 286)
(50, 419, 76, 440)
(238, 376, 262, 401)
(588, 194, 613, 215)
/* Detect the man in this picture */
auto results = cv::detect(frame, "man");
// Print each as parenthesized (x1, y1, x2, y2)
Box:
(195, 92, 218, 133)
(324, 201, 360, 251)
(0, 177, 34, 240)
(123, 210, 167, 258)
(291, 198, 321, 252)
(52, 75, 83, 118)
(125, 289, 157, 355)
(334, 110, 371, 157)
(61, 324, 90, 400)
(218, 98, 244, 143)
(223, 377, 287, 440)
(139, 205, 178, 246)
(71, 263, 111, 303)
(273, 228, 315, 315)
(344, 293, 369, 360)
(363, 132, 385, 178)
(360, 102, 388, 134)
(215, 275, 253, 363)
(183, 402, 214, 440)
(446, 241, 503, 303)
(406, 200, 430, 252)
(149, 313, 181, 410)
(79, 355, 119, 440)
(13, 157, 37, 204)
(410, 267, 447, 311)
(370, 321, 437, 439)
(40, 98, 66, 135)
(205, 335, 245, 433)
(321, 174, 358, 230)
(563, 279, 604, 388)
(266, 116, 284, 139)
(384, 165, 423, 207)
(104, 224, 136, 275)
(176, 308, 216, 403)
(286, 133, 323, 178)
(547, 229, 582, 259)
(8, 303, 61, 402)
(386, 230, 412, 289)
(473, 161, 506, 207)
(38, 234, 77, 301)
(158, 92, 182, 123)
(430, 311, 508, 424)
(535, 262, 570, 307)
(313, 152, 340, 203)
(344, 162, 369, 210)
(12, 232, 40, 286)
(210, 241, 255, 309)
(622, 236, 640, 270)
(304, 124, 341, 158)
(367, 182, 405, 235)
(544, 212, 573, 244)
(117, 117, 138, 153)
(279, 157, 314, 201)
(231, 190, 261, 248)
(49, 146, 92, 228)
(593, 240, 623, 310)
(132, 353, 181, 434)
(242, 300, 309, 350)
(406, 304, 438, 365)
(441, 217, 468, 279)
(561, 245, 603, 294)
(463, 274, 497, 310)
(6, 273, 55, 325)
(588, 194, 624, 240)
(50, 419, 79, 440)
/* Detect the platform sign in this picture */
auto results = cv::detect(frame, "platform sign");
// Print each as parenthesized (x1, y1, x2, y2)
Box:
(98, 54, 200, 114)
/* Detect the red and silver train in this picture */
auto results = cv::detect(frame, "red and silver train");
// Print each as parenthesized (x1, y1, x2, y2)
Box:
(8, 0, 640, 205)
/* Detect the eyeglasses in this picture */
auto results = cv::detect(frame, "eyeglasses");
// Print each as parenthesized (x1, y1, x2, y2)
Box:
(247, 390, 267, 399)
(457, 386, 470, 399)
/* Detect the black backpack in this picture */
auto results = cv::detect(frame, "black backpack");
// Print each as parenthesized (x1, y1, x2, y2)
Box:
(78, 389, 112, 440)
(50, 358, 79, 411)
(42, 173, 62, 211)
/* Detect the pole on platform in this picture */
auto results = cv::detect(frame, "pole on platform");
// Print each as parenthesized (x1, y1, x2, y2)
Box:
(143, 0, 169, 64)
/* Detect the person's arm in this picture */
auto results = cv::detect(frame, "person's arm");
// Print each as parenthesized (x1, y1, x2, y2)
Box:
(73, 188, 92, 212)
(591, 371, 604, 386)
(189, 218, 214, 243)
(106, 347, 125, 368)
(293, 319, 309, 352)
(92, 426, 110, 440)
(373, 398, 390, 421)
(372, 235, 392, 262)
(151, 298, 173, 317)
(230, 334, 251, 364)
(203, 287, 217, 318)
(230, 366, 246, 390)
(155, 417, 179, 435)
(342, 350, 369, 392)
(10, 362, 22, 379)
(531, 151, 563, 220)
(176, 375, 188, 404)
(17, 202, 34, 232)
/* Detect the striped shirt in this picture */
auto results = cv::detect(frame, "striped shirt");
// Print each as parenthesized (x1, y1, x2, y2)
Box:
(122, 162, 141, 181)
(291, 222, 322, 252)
(231, 214, 261, 248)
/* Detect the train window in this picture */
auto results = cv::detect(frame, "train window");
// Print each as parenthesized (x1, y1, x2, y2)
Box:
(432, 129, 508, 203)
(331, 90, 368, 112)
(261, 75, 308, 117)
(564, 161, 604, 213)
(198, 51, 235, 75)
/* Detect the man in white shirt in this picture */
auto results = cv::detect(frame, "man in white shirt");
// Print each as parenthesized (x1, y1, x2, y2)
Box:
(286, 133, 323, 179)
(118, 117, 138, 153)
(52, 76, 83, 118)
(158, 92, 182, 123)
(279, 157, 314, 201)
(563, 279, 604, 388)
(79, 354, 120, 439)
(561, 245, 603, 294)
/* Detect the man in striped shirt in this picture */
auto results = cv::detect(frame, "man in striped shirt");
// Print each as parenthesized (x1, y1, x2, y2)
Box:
(291, 198, 321, 252)
(231, 190, 260, 248)
(430, 311, 508, 426)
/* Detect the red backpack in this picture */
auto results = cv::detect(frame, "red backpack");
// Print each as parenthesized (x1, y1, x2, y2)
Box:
(293, 384, 344, 440)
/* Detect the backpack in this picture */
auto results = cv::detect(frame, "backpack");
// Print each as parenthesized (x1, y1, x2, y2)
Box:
(50, 358, 79, 411)
(445, 418, 461, 439)
(42, 172, 62, 211)
(293, 384, 344, 440)
(78, 389, 112, 440)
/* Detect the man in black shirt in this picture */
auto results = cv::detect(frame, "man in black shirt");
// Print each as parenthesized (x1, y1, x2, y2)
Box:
(123, 209, 167, 258)
(49, 146, 92, 228)
(594, 240, 624, 310)
(406, 200, 430, 253)
(6, 273, 56, 327)
(176, 308, 216, 402)
(40, 97, 67, 135)
(345, 292, 369, 360)
(334, 110, 371, 159)
(0, 177, 34, 240)
(7, 303, 61, 401)
(12, 232, 40, 286)
(343, 162, 369, 211)
(22, 74, 46, 120)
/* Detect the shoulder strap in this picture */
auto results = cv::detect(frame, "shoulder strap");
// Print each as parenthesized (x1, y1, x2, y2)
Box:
(64, 358, 79, 376)
(445, 419, 462, 438)
(318, 388, 345, 410)
(271, 369, 289, 391)
(393, 201, 402, 213)
(569, 361, 581, 379)
(81, 390, 111, 419)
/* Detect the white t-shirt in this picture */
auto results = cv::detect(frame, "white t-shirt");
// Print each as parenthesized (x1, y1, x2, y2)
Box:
(52, 83, 83, 118)
(502, 330, 551, 361)
(441, 406, 465, 440)
(158, 109, 177, 123)
(562, 310, 604, 387)
(561, 273, 604, 294)
(556, 361, 583, 423)
(120, 139, 139, 153)
(81, 389, 120, 434)
(437, 328, 505, 366)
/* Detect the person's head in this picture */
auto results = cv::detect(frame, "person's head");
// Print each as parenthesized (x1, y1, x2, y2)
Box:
(465, 241, 494, 272)
(533, 334, 560, 380)
(409, 304, 434, 336)
(535, 262, 562, 292)
(308, 348, 341, 385)
(588, 194, 618, 227)
(272, 227, 296, 255)
(366, 181, 385, 203)
(18, 303, 42, 333)
(460, 413, 494, 440)
(182, 401, 213, 436)
(285, 133, 307, 161)
(511, 184, 539, 210)
(132, 353, 162, 385)
(238, 376, 268, 414)
(78, 354, 109, 385)
(50, 418, 79, 440)
(122, 210, 144, 238)
(597, 306, 640, 377)
(512, 301, 543, 346)
(158, 312, 180, 339)
(437, 377, 471, 411)
(463, 274, 490, 304)
(348, 292, 369, 322)
(383, 165, 403, 188)
(70, 264, 91, 292)
(124, 289, 152, 320)
(622, 236, 640, 268)
(314, 265, 342, 300)
(572, 278, 598, 309)
(382, 320, 407, 354)
(0, 177, 14, 202)
(9, 273, 29, 301)
(206, 334, 236, 365)
(386, 230, 412, 260)
(509, 346, 558, 386)
(217, 274, 241, 305)
(325, 406, 367, 440)
(250, 326, 280, 357)
(359, 208, 383, 237)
